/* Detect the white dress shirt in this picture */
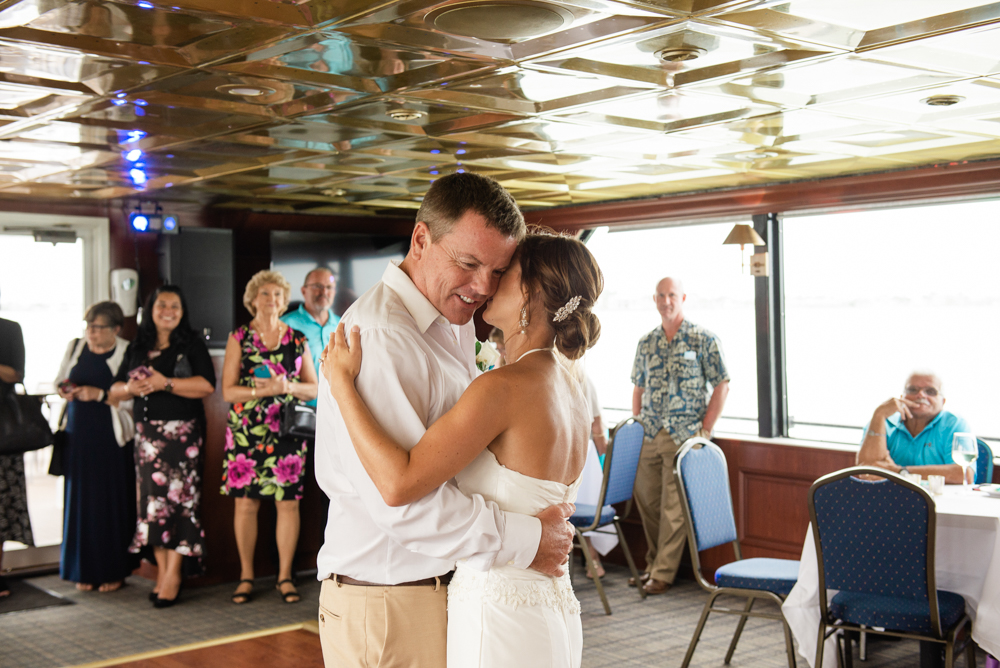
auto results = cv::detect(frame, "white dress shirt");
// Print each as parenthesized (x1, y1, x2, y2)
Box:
(315, 262, 542, 583)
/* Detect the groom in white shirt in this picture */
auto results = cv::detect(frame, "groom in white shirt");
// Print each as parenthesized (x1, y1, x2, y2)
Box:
(314, 173, 576, 667)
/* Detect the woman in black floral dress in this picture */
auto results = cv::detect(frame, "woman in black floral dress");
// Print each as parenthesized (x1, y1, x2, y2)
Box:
(0, 315, 31, 599)
(221, 270, 317, 605)
(109, 286, 216, 608)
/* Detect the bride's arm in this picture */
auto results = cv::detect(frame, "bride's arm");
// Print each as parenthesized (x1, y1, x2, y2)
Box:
(324, 323, 510, 506)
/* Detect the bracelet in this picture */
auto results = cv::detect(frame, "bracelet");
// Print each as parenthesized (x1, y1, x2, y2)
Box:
(867, 431, 886, 437)
(252, 387, 256, 399)
(97, 389, 106, 403)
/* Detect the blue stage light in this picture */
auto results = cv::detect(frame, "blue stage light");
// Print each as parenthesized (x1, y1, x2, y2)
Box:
(111, 99, 127, 106)
(130, 168, 147, 185)
(162, 215, 177, 231)
(125, 149, 143, 161)
(137, 1, 154, 7)
(130, 213, 150, 232)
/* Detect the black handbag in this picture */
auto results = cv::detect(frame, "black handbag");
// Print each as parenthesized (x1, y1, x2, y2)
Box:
(47, 429, 68, 476)
(281, 401, 316, 439)
(0, 383, 54, 455)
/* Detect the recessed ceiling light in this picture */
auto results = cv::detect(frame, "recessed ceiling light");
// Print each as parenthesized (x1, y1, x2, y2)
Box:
(921, 94, 964, 107)
(734, 150, 780, 161)
(428, 1, 573, 41)
(387, 109, 426, 121)
(655, 47, 707, 63)
(216, 84, 276, 98)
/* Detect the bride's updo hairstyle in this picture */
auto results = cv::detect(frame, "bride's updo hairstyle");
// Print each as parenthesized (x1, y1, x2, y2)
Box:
(516, 229, 604, 361)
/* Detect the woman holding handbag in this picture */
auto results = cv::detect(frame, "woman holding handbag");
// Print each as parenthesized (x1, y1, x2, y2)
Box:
(55, 301, 136, 593)
(220, 270, 317, 606)
(0, 313, 30, 599)
(109, 285, 216, 608)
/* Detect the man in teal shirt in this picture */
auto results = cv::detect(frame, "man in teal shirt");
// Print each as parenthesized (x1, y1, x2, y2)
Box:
(857, 371, 970, 484)
(281, 267, 340, 406)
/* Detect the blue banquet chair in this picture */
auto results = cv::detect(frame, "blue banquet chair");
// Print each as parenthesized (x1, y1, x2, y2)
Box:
(976, 439, 994, 484)
(570, 418, 646, 615)
(674, 437, 800, 668)
(809, 467, 977, 668)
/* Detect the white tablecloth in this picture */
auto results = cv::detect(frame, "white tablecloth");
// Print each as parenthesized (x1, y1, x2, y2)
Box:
(575, 442, 620, 556)
(782, 486, 1000, 667)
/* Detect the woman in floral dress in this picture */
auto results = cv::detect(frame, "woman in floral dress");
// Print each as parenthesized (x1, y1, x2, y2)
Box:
(109, 286, 216, 608)
(221, 270, 317, 605)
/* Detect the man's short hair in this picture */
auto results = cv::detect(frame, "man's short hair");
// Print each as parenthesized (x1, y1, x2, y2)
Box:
(416, 172, 525, 242)
(907, 370, 943, 392)
(304, 267, 335, 286)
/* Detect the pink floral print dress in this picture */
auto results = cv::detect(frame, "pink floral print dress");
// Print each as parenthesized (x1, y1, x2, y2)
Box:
(221, 324, 309, 501)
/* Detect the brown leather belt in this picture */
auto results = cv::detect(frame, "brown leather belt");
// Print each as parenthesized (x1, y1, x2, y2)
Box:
(331, 573, 452, 587)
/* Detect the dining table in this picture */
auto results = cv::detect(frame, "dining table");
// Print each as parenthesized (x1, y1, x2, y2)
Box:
(782, 484, 1000, 668)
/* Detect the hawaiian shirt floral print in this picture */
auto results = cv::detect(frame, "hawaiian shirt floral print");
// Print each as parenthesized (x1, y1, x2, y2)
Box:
(630, 319, 730, 442)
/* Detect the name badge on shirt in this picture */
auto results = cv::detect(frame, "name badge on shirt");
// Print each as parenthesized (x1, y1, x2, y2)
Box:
(683, 351, 697, 360)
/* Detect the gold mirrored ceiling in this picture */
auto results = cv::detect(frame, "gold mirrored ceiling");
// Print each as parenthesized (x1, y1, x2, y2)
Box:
(1, 0, 1000, 214)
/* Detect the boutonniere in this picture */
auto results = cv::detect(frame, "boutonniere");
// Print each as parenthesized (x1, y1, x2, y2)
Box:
(475, 340, 501, 372)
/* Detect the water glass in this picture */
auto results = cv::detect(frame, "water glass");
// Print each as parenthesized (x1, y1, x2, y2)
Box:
(928, 474, 945, 495)
(951, 432, 978, 488)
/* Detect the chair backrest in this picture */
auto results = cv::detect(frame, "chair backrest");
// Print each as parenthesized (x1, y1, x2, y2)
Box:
(675, 438, 739, 553)
(597, 419, 645, 508)
(977, 439, 994, 484)
(808, 467, 943, 636)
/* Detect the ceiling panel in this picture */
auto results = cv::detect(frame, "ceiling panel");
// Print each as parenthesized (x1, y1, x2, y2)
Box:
(0, 0, 998, 214)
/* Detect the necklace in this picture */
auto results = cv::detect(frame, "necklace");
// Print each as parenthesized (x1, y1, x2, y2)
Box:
(513, 347, 552, 364)
(253, 321, 283, 350)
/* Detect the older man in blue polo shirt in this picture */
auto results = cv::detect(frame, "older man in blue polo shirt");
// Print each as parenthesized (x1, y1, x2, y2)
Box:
(281, 267, 341, 403)
(857, 371, 970, 484)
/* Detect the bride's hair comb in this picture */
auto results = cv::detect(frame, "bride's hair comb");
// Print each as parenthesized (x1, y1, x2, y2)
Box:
(552, 295, 582, 323)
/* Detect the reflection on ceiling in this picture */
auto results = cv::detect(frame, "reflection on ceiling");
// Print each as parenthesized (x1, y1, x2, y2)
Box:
(3, 0, 1000, 216)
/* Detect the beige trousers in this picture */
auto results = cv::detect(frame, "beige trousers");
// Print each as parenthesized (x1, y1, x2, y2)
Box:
(633, 428, 709, 583)
(318, 577, 447, 668)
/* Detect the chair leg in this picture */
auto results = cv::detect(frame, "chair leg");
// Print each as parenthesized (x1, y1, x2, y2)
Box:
(613, 519, 646, 600)
(575, 529, 611, 615)
(964, 639, 976, 668)
(816, 623, 827, 668)
(724, 597, 754, 663)
(681, 591, 719, 668)
(859, 628, 866, 662)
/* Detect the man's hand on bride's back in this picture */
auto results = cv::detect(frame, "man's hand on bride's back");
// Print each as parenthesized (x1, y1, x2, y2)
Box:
(529, 502, 575, 577)
(322, 322, 363, 398)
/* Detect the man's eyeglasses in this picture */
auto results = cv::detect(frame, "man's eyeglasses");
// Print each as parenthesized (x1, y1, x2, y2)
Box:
(304, 283, 335, 292)
(904, 386, 939, 397)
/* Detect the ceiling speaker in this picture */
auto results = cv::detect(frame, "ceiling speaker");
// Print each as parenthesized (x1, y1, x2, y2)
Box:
(429, 1, 574, 41)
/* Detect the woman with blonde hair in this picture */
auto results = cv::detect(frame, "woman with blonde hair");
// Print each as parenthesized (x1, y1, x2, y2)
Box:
(221, 270, 317, 605)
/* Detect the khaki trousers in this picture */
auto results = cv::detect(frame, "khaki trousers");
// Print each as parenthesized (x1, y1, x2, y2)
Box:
(318, 577, 447, 668)
(633, 428, 708, 583)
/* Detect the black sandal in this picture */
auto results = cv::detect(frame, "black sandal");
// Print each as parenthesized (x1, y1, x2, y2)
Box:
(231, 579, 254, 604)
(276, 578, 300, 604)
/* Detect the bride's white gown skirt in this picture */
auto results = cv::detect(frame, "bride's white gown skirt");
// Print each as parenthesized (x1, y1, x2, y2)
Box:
(448, 564, 582, 668)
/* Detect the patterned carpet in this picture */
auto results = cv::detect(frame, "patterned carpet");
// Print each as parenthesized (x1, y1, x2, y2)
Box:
(0, 563, 983, 668)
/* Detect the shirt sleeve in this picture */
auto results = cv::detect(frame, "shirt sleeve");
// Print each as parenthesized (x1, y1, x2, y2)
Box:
(701, 334, 730, 386)
(630, 337, 647, 388)
(329, 325, 540, 571)
(186, 339, 217, 387)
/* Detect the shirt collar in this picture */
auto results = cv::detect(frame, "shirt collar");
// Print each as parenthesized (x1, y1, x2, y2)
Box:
(887, 410, 945, 438)
(382, 261, 444, 333)
(296, 304, 333, 327)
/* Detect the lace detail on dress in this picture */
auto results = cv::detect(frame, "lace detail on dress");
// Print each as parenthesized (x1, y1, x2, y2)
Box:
(448, 565, 581, 615)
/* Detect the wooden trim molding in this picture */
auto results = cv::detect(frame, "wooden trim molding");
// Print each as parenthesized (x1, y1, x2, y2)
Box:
(524, 158, 1000, 231)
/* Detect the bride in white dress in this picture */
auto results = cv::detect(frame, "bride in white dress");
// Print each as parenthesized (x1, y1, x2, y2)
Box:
(324, 231, 604, 667)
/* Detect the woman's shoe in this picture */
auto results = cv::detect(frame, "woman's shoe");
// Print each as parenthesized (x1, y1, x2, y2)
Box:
(153, 583, 183, 609)
(231, 579, 254, 604)
(148, 591, 158, 603)
(276, 578, 300, 604)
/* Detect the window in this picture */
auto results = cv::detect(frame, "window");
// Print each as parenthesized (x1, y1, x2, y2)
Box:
(584, 223, 758, 434)
(783, 200, 1000, 443)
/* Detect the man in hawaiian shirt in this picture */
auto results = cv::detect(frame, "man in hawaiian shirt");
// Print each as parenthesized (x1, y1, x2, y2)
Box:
(630, 277, 730, 594)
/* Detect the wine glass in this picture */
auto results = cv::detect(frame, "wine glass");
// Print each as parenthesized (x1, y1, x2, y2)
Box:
(951, 432, 978, 488)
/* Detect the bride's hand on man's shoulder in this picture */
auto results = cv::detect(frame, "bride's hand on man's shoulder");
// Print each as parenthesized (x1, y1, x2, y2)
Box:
(322, 322, 363, 395)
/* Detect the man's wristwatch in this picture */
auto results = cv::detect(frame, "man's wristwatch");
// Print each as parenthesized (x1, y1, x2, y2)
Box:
(899, 467, 909, 476)
(164, 378, 174, 393)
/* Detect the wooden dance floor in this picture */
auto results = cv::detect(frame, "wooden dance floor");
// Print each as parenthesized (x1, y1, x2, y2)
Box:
(74, 624, 323, 668)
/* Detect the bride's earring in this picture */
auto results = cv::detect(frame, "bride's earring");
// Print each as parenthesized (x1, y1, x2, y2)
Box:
(519, 305, 529, 335)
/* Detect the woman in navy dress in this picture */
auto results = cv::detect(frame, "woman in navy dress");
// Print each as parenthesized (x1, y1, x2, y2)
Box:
(55, 302, 135, 592)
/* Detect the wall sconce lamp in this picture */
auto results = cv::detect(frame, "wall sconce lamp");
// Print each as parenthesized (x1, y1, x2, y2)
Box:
(722, 223, 765, 273)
